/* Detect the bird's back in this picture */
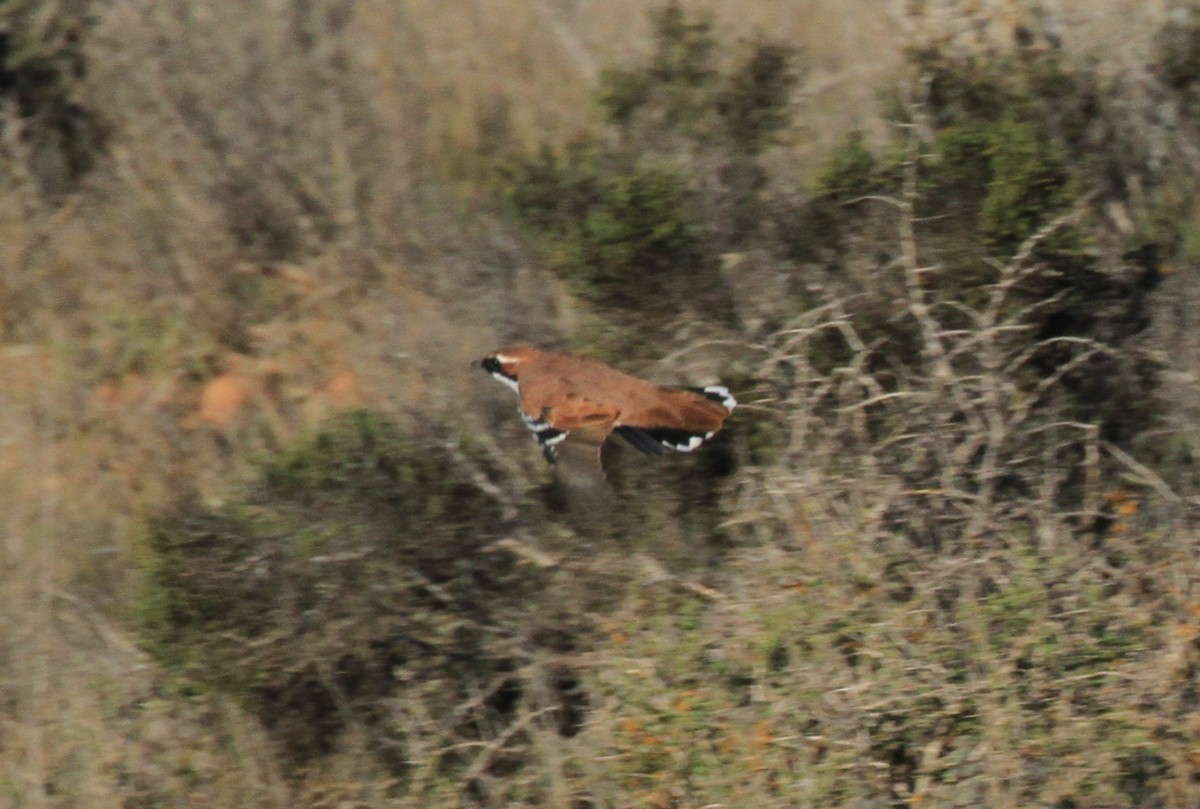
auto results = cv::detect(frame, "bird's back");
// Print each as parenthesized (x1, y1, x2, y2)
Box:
(519, 350, 729, 432)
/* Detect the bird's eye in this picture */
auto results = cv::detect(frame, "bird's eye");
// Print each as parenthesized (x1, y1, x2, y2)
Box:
(481, 357, 501, 374)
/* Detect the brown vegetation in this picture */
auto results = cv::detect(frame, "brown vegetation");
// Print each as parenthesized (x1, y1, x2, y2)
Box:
(4, 1, 1200, 807)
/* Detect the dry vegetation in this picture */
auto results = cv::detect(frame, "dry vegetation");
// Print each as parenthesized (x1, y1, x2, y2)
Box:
(6, 0, 1200, 807)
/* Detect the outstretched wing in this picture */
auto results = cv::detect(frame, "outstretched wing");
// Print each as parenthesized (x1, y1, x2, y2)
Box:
(615, 424, 716, 453)
(615, 384, 737, 454)
(519, 377, 620, 461)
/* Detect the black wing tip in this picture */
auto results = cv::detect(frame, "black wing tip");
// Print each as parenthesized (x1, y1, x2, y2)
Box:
(614, 425, 666, 455)
(616, 425, 715, 453)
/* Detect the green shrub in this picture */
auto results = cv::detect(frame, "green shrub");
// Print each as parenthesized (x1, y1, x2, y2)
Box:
(814, 131, 882, 203)
(598, 1, 718, 133)
(507, 3, 798, 338)
(599, 2, 798, 154)
(138, 411, 586, 767)
(785, 131, 886, 266)
(572, 164, 702, 292)
(714, 41, 798, 154)
(1154, 13, 1200, 104)
(505, 142, 714, 321)
(977, 120, 1075, 253)
(0, 0, 103, 191)
(778, 44, 1170, 495)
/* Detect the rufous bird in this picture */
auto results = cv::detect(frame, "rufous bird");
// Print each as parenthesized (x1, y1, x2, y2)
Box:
(476, 346, 736, 496)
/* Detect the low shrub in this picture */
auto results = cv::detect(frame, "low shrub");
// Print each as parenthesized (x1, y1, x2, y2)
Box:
(503, 2, 799, 340)
(0, 0, 104, 191)
(138, 411, 588, 771)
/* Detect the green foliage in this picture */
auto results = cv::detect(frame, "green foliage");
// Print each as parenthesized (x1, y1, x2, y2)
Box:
(598, 1, 798, 154)
(505, 143, 705, 314)
(649, 2, 717, 86)
(913, 118, 1082, 284)
(507, 3, 799, 342)
(813, 130, 881, 202)
(1154, 13, 1200, 104)
(599, 2, 718, 132)
(781, 44, 1169, 479)
(977, 120, 1075, 253)
(714, 41, 797, 154)
(917, 123, 993, 235)
(906, 117, 1079, 261)
(788, 131, 886, 265)
(573, 165, 702, 291)
(0, 0, 103, 191)
(138, 411, 580, 766)
(907, 46, 1012, 126)
(597, 67, 652, 127)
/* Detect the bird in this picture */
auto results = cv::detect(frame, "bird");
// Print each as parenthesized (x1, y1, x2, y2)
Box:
(476, 346, 736, 496)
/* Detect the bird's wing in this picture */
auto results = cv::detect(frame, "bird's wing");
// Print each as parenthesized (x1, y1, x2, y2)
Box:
(519, 373, 620, 458)
(614, 385, 735, 453)
(511, 370, 620, 518)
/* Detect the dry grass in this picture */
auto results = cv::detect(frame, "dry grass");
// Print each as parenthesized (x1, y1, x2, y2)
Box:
(2, 0, 1197, 806)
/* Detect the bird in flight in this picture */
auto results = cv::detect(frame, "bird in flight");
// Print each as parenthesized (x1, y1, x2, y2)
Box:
(477, 346, 736, 497)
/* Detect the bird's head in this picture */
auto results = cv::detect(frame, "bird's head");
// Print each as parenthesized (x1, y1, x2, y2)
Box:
(476, 346, 538, 394)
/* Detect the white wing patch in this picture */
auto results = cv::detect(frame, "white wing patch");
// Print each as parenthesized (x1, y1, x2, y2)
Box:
(520, 409, 567, 445)
(675, 431, 716, 452)
(701, 385, 737, 411)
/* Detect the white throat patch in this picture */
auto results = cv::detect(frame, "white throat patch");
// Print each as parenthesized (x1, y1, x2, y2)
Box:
(491, 372, 520, 395)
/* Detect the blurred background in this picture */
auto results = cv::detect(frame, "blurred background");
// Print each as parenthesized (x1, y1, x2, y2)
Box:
(5, 0, 1200, 805)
